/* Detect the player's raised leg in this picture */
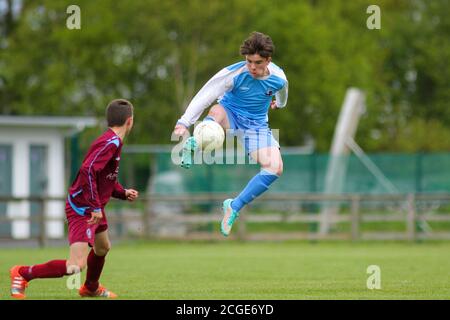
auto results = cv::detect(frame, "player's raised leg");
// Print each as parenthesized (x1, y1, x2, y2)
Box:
(67, 242, 90, 273)
(79, 230, 117, 298)
(206, 104, 231, 129)
(222, 146, 282, 236)
(181, 104, 230, 169)
(252, 146, 283, 177)
(10, 243, 87, 299)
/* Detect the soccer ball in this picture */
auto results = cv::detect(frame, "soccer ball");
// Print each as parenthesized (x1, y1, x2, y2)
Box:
(193, 121, 225, 151)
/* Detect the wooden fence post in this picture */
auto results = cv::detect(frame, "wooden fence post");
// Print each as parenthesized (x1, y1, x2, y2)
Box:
(143, 196, 151, 239)
(406, 194, 416, 242)
(38, 198, 46, 248)
(351, 195, 360, 241)
(237, 213, 247, 241)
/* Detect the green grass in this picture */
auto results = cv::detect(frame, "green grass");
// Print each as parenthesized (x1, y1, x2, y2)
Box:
(2, 240, 450, 300)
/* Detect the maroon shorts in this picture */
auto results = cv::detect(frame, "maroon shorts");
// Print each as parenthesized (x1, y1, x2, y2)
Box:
(65, 201, 108, 247)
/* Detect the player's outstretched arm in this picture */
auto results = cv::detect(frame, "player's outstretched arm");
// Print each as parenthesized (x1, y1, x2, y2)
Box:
(173, 123, 188, 137)
(176, 66, 237, 128)
(81, 142, 120, 211)
(275, 81, 288, 108)
(125, 189, 139, 202)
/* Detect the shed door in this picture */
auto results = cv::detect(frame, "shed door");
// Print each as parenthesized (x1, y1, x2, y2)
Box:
(0, 145, 12, 237)
(29, 145, 48, 237)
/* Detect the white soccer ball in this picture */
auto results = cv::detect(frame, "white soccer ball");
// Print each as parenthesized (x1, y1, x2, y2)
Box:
(193, 121, 225, 151)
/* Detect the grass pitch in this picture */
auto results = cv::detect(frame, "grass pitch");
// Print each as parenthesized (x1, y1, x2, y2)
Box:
(1, 240, 450, 300)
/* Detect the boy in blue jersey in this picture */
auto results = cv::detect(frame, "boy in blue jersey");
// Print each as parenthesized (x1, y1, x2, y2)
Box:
(173, 32, 288, 237)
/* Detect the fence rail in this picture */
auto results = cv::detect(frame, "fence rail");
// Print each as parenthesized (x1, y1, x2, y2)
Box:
(1, 193, 450, 246)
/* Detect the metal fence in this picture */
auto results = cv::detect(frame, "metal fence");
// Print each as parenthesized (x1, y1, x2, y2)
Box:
(1, 193, 450, 246)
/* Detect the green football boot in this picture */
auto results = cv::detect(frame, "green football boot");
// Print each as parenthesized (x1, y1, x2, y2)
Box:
(221, 199, 240, 237)
(181, 136, 198, 169)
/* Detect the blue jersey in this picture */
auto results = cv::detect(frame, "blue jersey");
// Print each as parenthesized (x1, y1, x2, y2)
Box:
(219, 61, 287, 122)
(177, 61, 288, 127)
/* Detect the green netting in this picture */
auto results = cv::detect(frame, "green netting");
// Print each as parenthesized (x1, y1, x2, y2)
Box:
(125, 151, 450, 194)
(422, 153, 450, 192)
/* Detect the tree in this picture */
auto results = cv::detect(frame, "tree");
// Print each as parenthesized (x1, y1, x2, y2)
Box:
(1, 0, 449, 152)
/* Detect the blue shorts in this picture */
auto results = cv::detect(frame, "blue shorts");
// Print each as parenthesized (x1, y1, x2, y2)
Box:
(222, 105, 280, 155)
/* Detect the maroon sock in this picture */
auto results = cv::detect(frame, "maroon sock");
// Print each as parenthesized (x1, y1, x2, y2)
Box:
(84, 249, 106, 292)
(19, 260, 68, 282)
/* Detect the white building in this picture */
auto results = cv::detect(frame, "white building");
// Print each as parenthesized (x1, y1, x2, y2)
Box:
(0, 116, 97, 239)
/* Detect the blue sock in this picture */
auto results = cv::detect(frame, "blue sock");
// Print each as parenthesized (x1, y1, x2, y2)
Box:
(231, 169, 279, 212)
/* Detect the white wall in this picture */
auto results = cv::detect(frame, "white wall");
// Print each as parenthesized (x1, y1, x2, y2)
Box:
(0, 127, 66, 239)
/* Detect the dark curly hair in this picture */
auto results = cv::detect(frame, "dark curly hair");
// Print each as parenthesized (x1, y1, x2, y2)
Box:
(239, 32, 274, 58)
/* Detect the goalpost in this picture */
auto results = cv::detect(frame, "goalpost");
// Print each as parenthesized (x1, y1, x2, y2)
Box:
(318, 87, 404, 235)
(319, 88, 365, 234)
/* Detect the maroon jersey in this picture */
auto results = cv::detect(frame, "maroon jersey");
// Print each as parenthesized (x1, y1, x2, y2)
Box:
(67, 128, 127, 216)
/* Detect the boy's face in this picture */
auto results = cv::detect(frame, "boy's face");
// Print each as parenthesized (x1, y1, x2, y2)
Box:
(245, 54, 271, 78)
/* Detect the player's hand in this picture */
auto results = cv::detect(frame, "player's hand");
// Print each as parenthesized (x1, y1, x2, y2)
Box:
(125, 189, 139, 202)
(270, 99, 278, 110)
(173, 124, 188, 137)
(87, 210, 103, 225)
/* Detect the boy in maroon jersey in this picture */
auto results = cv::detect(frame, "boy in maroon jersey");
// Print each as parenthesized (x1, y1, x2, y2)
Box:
(10, 99, 139, 299)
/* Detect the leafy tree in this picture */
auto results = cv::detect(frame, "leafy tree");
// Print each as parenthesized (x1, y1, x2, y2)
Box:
(0, 0, 449, 152)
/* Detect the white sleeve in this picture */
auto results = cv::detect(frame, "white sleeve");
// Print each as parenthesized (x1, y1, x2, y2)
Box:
(177, 67, 238, 127)
(275, 80, 288, 108)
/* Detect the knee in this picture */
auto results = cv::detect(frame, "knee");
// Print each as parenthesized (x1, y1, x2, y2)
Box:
(208, 104, 222, 118)
(67, 260, 86, 274)
(264, 160, 283, 177)
(95, 243, 111, 257)
(270, 166, 283, 177)
(208, 105, 227, 125)
(276, 161, 283, 176)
